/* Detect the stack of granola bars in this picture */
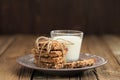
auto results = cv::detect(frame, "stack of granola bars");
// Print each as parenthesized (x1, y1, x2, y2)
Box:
(32, 37, 68, 69)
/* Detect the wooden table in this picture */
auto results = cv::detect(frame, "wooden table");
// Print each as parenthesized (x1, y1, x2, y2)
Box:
(0, 35, 120, 80)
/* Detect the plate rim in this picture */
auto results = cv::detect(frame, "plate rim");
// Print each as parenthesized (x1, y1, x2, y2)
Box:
(16, 53, 108, 71)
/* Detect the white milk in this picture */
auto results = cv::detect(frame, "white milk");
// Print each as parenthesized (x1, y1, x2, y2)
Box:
(53, 36, 82, 62)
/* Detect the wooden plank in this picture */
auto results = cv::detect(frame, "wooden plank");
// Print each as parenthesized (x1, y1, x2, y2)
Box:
(102, 35, 120, 64)
(0, 0, 10, 34)
(21, 0, 32, 34)
(81, 69, 98, 80)
(9, 0, 21, 34)
(0, 35, 35, 80)
(47, 76, 70, 80)
(0, 36, 15, 56)
(84, 35, 120, 80)
(33, 70, 70, 80)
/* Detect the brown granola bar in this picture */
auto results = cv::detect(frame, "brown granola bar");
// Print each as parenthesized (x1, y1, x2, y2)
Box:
(32, 48, 67, 58)
(34, 56, 65, 64)
(34, 60, 64, 69)
(64, 58, 95, 68)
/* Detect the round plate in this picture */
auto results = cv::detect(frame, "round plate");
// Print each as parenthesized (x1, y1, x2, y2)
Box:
(16, 53, 107, 75)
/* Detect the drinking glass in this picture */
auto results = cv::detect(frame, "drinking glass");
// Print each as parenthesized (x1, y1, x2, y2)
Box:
(50, 30, 83, 62)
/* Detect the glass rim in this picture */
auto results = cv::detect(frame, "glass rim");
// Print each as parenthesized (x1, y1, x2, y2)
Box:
(51, 30, 83, 35)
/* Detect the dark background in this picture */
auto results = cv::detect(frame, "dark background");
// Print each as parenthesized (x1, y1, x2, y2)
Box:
(0, 0, 120, 35)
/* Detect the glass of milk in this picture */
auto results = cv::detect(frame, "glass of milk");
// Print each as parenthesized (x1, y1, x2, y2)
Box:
(50, 30, 83, 62)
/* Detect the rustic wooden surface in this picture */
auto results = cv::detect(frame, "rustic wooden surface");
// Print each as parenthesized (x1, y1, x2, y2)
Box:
(0, 35, 120, 80)
(0, 0, 120, 34)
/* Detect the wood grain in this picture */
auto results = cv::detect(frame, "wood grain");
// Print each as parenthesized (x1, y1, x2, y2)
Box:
(81, 69, 97, 80)
(83, 35, 120, 80)
(102, 35, 120, 64)
(0, 36, 15, 56)
(0, 35, 35, 80)
(0, 0, 120, 34)
(0, 35, 120, 80)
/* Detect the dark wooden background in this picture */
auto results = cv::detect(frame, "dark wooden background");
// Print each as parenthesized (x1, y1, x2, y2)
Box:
(0, 0, 120, 35)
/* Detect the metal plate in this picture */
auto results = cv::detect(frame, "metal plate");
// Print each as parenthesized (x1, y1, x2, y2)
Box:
(16, 53, 107, 75)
